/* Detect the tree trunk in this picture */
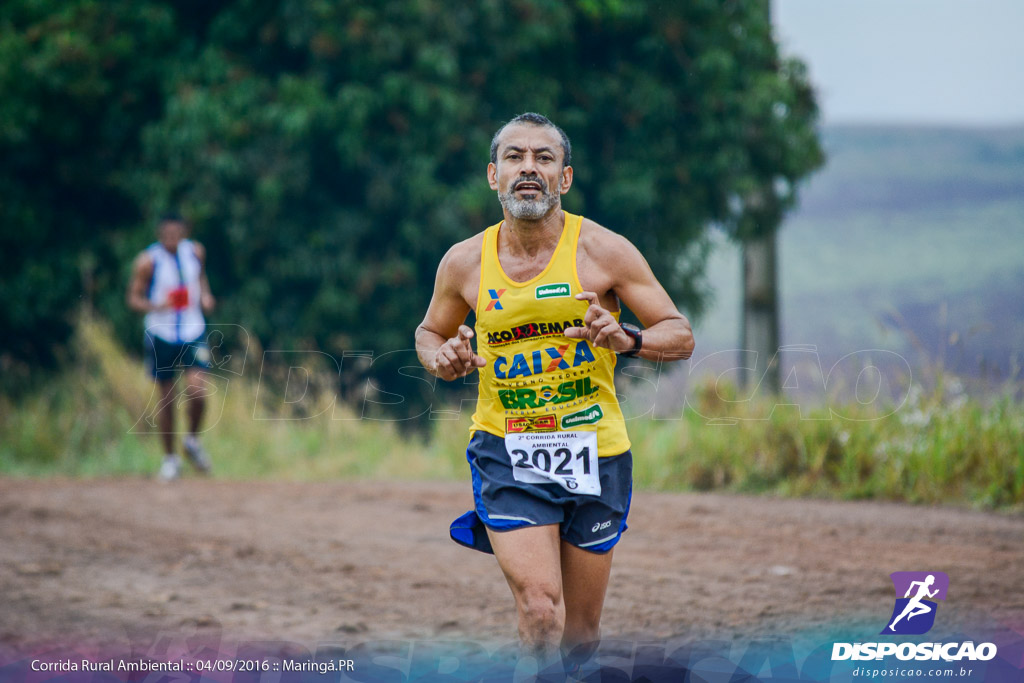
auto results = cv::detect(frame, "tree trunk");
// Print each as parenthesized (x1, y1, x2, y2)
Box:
(741, 233, 780, 393)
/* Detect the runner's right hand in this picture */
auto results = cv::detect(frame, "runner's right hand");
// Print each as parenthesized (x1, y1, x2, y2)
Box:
(149, 298, 173, 313)
(435, 325, 486, 381)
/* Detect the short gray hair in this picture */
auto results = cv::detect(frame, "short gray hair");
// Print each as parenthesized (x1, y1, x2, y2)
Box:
(489, 113, 572, 168)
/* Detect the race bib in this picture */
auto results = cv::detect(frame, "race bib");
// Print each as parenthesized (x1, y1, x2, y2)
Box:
(167, 286, 190, 310)
(504, 431, 600, 496)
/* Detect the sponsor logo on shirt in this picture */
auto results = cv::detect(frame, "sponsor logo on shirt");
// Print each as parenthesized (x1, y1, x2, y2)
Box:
(561, 405, 604, 428)
(505, 415, 558, 433)
(485, 319, 584, 347)
(535, 283, 571, 299)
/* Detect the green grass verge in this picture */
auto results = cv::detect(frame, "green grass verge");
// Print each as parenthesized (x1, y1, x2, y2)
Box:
(0, 317, 469, 482)
(627, 379, 1024, 509)
(2, 317, 1021, 510)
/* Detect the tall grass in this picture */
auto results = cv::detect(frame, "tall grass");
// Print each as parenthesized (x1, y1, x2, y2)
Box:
(1, 317, 1021, 510)
(628, 377, 1024, 509)
(0, 315, 468, 481)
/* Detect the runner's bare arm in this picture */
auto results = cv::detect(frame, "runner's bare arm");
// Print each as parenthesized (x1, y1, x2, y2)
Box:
(568, 225, 694, 362)
(126, 253, 158, 314)
(193, 242, 216, 312)
(415, 240, 486, 381)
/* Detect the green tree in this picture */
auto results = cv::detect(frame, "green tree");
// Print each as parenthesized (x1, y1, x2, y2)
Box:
(0, 1, 179, 375)
(1, 0, 822, 413)
(736, 2, 823, 394)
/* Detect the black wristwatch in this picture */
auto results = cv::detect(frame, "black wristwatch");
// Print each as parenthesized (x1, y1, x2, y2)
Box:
(618, 323, 643, 358)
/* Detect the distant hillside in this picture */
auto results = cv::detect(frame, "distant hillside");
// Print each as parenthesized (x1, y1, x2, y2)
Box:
(693, 124, 1024, 392)
(799, 126, 1024, 216)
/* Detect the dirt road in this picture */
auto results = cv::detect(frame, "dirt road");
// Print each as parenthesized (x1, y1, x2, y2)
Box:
(1, 478, 1021, 652)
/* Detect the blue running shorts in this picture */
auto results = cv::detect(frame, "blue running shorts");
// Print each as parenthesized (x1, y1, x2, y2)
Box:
(450, 430, 632, 555)
(143, 333, 212, 381)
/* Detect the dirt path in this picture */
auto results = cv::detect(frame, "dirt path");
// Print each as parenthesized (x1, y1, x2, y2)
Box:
(1, 478, 1022, 651)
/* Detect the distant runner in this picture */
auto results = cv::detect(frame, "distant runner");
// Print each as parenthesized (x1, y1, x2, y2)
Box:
(127, 212, 216, 481)
(415, 113, 694, 673)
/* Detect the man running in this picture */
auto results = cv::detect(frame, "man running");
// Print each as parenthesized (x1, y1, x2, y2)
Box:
(415, 113, 694, 670)
(127, 212, 216, 481)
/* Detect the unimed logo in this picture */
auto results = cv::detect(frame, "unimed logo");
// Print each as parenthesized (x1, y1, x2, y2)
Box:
(535, 283, 571, 299)
(831, 572, 997, 663)
(561, 405, 604, 428)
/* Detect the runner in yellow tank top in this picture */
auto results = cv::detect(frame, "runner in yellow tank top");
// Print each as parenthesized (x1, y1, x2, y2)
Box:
(473, 211, 631, 458)
(416, 113, 694, 673)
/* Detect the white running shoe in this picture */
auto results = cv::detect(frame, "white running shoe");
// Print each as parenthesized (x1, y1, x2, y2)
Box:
(183, 436, 211, 474)
(159, 454, 182, 481)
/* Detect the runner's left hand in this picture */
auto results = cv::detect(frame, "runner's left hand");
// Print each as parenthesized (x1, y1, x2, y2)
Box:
(564, 291, 634, 353)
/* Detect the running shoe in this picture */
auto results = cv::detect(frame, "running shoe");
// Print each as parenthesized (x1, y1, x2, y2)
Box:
(183, 435, 212, 473)
(159, 454, 182, 481)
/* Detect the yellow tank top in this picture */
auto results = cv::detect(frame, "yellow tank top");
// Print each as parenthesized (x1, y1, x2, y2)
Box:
(471, 212, 631, 457)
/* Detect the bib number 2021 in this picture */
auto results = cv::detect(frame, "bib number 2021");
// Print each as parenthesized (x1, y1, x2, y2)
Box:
(505, 431, 600, 496)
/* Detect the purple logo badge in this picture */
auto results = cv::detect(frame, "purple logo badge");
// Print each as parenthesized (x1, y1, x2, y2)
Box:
(881, 571, 949, 635)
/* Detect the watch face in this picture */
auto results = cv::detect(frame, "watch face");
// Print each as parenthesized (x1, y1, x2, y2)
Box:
(619, 323, 641, 356)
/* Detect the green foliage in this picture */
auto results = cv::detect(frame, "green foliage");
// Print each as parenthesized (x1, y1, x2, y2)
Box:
(1, 2, 822, 408)
(0, 1, 178, 367)
(3, 318, 1020, 512)
(0, 315, 467, 480)
(628, 378, 1024, 509)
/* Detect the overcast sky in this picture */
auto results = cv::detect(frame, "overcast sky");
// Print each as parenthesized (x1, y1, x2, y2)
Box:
(772, 0, 1024, 125)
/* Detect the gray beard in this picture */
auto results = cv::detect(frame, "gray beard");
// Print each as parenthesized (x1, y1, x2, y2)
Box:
(498, 181, 560, 220)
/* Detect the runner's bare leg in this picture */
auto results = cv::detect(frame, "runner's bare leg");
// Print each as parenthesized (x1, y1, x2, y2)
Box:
(561, 541, 613, 665)
(487, 525, 565, 666)
(157, 379, 175, 453)
(184, 368, 207, 434)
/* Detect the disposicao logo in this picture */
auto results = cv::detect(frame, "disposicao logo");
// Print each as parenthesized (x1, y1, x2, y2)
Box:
(831, 571, 997, 663)
(535, 283, 570, 299)
(882, 571, 948, 635)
